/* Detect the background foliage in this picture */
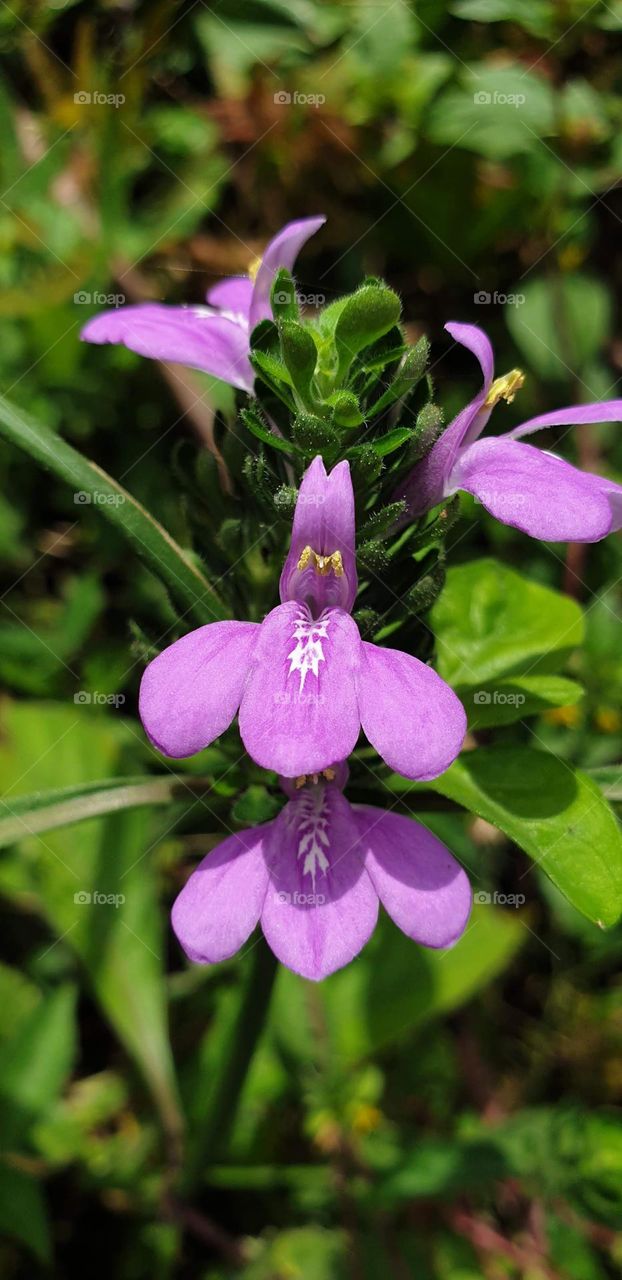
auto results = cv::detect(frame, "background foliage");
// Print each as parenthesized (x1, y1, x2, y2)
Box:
(1, 1, 622, 1276)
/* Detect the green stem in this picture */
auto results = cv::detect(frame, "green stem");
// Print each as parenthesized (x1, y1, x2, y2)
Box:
(188, 940, 278, 1180)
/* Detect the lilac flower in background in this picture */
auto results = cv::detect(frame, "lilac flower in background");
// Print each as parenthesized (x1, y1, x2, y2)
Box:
(398, 322, 622, 542)
(172, 766, 471, 981)
(139, 455, 466, 780)
(80, 216, 326, 391)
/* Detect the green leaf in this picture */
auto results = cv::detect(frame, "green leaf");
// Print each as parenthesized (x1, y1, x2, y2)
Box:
(427, 747, 622, 926)
(462, 674, 583, 728)
(431, 558, 584, 686)
(279, 320, 318, 402)
(371, 426, 413, 457)
(231, 785, 282, 825)
(0, 775, 214, 848)
(0, 394, 225, 627)
(427, 64, 555, 159)
(334, 284, 401, 381)
(506, 275, 612, 380)
(367, 337, 429, 417)
(240, 406, 301, 456)
(0, 702, 182, 1146)
(270, 268, 299, 321)
(0, 985, 76, 1151)
(272, 905, 524, 1066)
(0, 1161, 51, 1263)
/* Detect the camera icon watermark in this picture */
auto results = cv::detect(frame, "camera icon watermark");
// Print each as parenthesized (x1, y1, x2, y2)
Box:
(273, 90, 326, 108)
(474, 890, 525, 907)
(74, 90, 125, 108)
(273, 288, 326, 308)
(73, 491, 126, 506)
(74, 290, 125, 306)
(74, 890, 126, 907)
(473, 90, 526, 108)
(474, 290, 525, 307)
(74, 691, 126, 708)
(473, 690, 526, 708)
(274, 890, 326, 906)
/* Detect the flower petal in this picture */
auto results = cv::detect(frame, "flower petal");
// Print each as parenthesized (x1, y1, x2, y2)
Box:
(81, 304, 254, 391)
(507, 398, 622, 441)
(205, 275, 253, 322)
(455, 437, 616, 541)
(172, 826, 270, 963)
(357, 806, 471, 948)
(238, 602, 361, 777)
(280, 456, 357, 613)
(260, 788, 378, 980)
(396, 321, 494, 517)
(249, 215, 326, 329)
(356, 642, 466, 780)
(139, 620, 259, 757)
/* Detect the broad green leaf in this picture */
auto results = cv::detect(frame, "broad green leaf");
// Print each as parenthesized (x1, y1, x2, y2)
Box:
(588, 765, 622, 803)
(0, 702, 182, 1144)
(463, 674, 583, 728)
(506, 275, 612, 380)
(0, 394, 225, 627)
(0, 774, 212, 848)
(272, 905, 524, 1066)
(427, 64, 555, 159)
(428, 747, 622, 926)
(0, 1161, 51, 1263)
(431, 558, 584, 686)
(0, 985, 76, 1151)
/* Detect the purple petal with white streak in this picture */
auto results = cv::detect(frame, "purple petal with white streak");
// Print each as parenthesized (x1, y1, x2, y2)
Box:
(260, 788, 378, 980)
(239, 602, 361, 777)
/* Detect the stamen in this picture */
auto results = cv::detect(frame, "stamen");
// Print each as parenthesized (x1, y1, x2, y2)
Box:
(247, 255, 262, 282)
(294, 768, 337, 790)
(297, 546, 344, 576)
(484, 369, 525, 408)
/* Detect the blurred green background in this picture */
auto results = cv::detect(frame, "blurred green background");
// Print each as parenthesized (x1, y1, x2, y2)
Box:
(1, 1, 622, 1276)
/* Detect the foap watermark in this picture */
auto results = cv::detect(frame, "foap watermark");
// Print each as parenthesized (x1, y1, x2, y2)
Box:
(474, 890, 526, 907)
(473, 690, 525, 707)
(74, 890, 126, 907)
(74, 691, 126, 708)
(473, 90, 526, 108)
(74, 290, 125, 306)
(474, 291, 525, 307)
(472, 490, 527, 516)
(275, 890, 326, 906)
(274, 690, 326, 707)
(74, 90, 125, 108)
(273, 288, 326, 308)
(74, 491, 126, 506)
(274, 90, 325, 108)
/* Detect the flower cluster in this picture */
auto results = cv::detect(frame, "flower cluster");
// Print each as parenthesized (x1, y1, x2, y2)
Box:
(83, 215, 621, 980)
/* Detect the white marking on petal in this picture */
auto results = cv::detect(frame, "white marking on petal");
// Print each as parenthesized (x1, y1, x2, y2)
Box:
(287, 614, 330, 694)
(286, 786, 330, 889)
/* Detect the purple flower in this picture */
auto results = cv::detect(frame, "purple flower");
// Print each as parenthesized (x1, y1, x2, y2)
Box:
(139, 455, 466, 780)
(80, 216, 326, 392)
(399, 322, 622, 542)
(172, 766, 471, 981)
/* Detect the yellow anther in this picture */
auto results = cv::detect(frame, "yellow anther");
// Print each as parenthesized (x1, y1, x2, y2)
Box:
(294, 768, 337, 790)
(247, 255, 262, 282)
(484, 368, 525, 408)
(297, 546, 344, 577)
